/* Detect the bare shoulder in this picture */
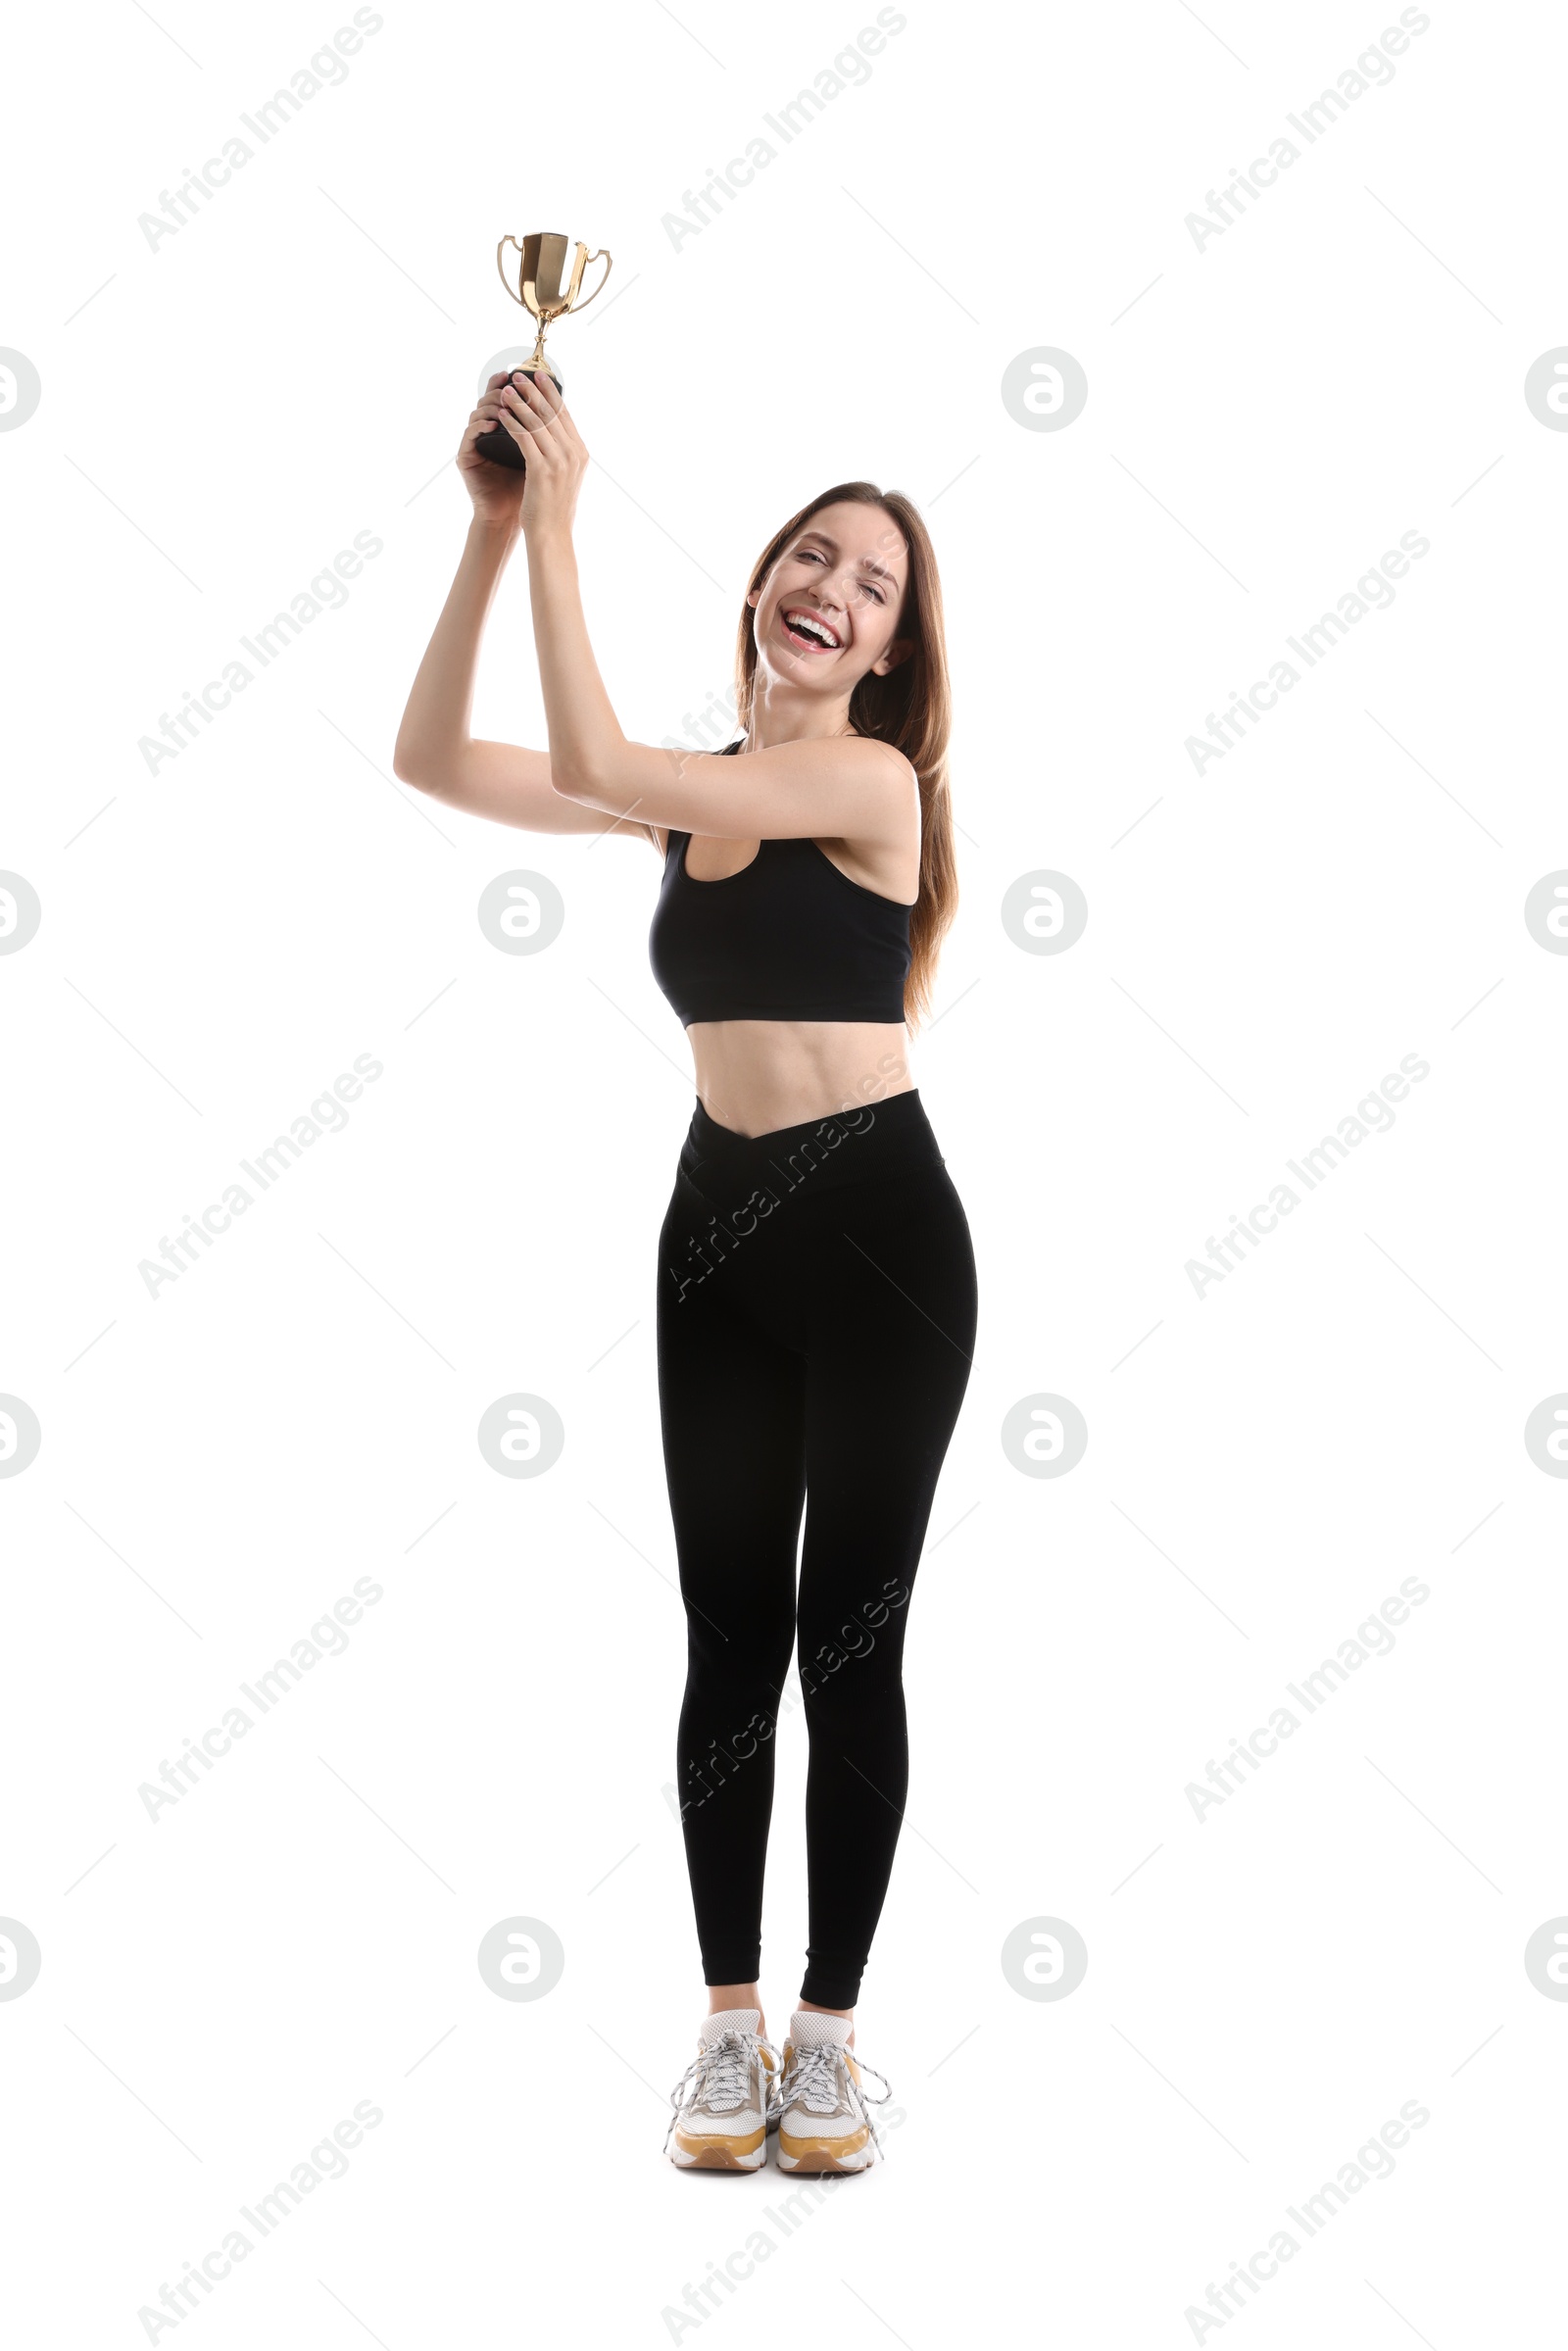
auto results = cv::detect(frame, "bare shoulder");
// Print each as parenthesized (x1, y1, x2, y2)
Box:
(820, 739, 921, 899)
(844, 734, 918, 797)
(748, 732, 912, 778)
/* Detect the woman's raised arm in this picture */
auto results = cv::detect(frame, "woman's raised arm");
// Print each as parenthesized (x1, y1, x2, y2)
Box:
(497, 369, 918, 853)
(391, 377, 659, 844)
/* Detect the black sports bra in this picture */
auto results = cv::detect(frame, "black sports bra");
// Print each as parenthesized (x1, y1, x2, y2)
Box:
(648, 738, 913, 1027)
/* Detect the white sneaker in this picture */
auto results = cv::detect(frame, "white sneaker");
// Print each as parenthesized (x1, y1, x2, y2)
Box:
(664, 2008, 779, 2171)
(772, 2011, 892, 2174)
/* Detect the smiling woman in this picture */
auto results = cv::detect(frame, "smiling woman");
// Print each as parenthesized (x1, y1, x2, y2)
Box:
(392, 366, 978, 2176)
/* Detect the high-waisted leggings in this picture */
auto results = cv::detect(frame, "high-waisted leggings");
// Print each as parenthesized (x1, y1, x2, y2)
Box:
(657, 1088, 978, 2009)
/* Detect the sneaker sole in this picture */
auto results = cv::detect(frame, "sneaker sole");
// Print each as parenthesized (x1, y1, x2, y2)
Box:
(671, 2127, 767, 2171)
(775, 2127, 873, 2175)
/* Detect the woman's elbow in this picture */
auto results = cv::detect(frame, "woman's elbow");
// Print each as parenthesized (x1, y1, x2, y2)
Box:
(392, 737, 436, 791)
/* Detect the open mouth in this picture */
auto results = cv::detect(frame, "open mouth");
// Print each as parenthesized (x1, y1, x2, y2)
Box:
(780, 607, 840, 654)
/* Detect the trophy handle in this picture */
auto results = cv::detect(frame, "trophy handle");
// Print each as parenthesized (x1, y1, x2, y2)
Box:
(569, 247, 612, 314)
(496, 235, 527, 307)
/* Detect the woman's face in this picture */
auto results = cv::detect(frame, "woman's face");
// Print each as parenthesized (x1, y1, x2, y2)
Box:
(747, 502, 913, 698)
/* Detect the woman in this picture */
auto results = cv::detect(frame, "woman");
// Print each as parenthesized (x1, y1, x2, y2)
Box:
(394, 368, 979, 2175)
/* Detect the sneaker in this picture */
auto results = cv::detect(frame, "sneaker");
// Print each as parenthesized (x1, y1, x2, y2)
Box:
(664, 2008, 779, 2171)
(772, 2011, 892, 2175)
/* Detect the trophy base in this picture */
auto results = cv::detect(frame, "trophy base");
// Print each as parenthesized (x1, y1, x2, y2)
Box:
(474, 361, 563, 471)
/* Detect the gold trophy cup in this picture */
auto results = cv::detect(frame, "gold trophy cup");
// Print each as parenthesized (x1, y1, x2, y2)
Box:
(475, 231, 612, 471)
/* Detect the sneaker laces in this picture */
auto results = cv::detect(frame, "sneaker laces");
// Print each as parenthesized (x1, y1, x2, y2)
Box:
(663, 2029, 778, 2153)
(774, 2041, 895, 2158)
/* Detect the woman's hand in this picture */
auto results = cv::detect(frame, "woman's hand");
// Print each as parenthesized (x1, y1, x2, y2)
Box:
(457, 373, 530, 531)
(496, 368, 589, 543)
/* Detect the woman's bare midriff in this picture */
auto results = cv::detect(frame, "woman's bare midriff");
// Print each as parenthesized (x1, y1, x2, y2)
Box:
(688, 1019, 913, 1138)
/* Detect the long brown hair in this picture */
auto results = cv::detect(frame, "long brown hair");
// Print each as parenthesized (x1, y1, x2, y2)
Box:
(733, 481, 956, 1030)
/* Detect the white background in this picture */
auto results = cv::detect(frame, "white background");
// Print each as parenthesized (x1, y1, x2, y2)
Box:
(3, 1, 1565, 2342)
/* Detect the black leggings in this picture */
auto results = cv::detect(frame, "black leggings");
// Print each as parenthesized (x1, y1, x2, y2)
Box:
(657, 1089, 978, 2009)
